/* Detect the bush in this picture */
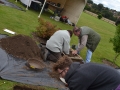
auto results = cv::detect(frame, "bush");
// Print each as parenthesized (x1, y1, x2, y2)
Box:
(35, 18, 59, 40)
(97, 14, 102, 19)
(110, 24, 120, 62)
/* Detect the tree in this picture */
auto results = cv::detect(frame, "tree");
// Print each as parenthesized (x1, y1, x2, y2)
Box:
(92, 3, 98, 9)
(87, 0, 93, 4)
(101, 10, 113, 19)
(110, 24, 120, 62)
(98, 4, 104, 11)
(84, 4, 91, 11)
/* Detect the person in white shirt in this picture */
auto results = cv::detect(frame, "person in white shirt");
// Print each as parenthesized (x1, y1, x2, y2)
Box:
(40, 30, 73, 62)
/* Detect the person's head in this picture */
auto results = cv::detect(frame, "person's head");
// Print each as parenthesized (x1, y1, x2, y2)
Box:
(67, 30, 73, 37)
(73, 26, 81, 36)
(53, 55, 73, 78)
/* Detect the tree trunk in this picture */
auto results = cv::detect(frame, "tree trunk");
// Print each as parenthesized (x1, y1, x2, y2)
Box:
(113, 53, 120, 63)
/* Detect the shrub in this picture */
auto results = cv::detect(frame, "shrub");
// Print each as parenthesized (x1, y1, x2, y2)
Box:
(97, 14, 102, 19)
(35, 18, 59, 40)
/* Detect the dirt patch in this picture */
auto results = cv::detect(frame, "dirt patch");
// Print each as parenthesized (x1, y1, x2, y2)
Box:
(32, 33, 47, 44)
(0, 34, 42, 61)
(13, 85, 45, 90)
(102, 58, 119, 68)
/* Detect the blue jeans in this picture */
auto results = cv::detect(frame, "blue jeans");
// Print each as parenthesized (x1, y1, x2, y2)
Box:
(75, 45, 92, 63)
(85, 49, 92, 63)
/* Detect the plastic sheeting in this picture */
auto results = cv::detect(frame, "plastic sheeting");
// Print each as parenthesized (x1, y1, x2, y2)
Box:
(0, 34, 68, 90)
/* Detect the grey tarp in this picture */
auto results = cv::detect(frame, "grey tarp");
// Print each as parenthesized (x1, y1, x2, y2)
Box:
(0, 34, 68, 90)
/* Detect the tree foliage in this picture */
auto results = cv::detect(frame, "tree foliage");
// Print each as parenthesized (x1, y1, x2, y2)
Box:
(110, 24, 120, 62)
(97, 4, 104, 11)
(87, 0, 93, 4)
(85, 0, 118, 21)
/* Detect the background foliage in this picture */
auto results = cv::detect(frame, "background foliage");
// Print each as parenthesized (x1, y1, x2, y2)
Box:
(110, 25, 120, 62)
(85, 0, 120, 21)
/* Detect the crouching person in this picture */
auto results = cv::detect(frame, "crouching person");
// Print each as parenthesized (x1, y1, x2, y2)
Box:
(40, 30, 73, 62)
(53, 55, 120, 90)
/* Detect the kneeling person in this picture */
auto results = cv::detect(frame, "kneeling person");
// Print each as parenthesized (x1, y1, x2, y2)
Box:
(41, 30, 73, 62)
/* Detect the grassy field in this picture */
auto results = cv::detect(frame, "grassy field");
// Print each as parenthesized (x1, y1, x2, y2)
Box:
(0, 0, 120, 89)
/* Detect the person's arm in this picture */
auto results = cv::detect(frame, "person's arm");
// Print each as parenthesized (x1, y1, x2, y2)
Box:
(72, 35, 88, 55)
(63, 38, 70, 55)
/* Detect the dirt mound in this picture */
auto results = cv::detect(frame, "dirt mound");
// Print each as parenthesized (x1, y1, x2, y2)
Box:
(0, 34, 42, 61)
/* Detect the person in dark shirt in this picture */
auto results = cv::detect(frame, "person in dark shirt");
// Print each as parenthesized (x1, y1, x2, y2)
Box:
(53, 55, 120, 90)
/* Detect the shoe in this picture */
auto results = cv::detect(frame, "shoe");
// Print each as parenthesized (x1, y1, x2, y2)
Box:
(39, 43, 46, 48)
(40, 47, 45, 60)
(81, 59, 85, 64)
(43, 49, 49, 62)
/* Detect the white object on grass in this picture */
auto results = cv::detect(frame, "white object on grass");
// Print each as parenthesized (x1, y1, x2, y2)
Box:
(4, 29, 15, 34)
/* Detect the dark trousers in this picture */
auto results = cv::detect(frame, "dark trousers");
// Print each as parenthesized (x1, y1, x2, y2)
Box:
(47, 48, 61, 62)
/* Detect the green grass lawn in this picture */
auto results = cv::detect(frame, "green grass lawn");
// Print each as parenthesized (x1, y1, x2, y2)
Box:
(0, 0, 120, 89)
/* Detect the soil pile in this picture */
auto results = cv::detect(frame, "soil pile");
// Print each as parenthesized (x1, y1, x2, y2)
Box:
(0, 34, 42, 61)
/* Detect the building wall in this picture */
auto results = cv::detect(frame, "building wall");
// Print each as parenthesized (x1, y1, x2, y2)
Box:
(61, 0, 86, 24)
(49, 0, 87, 24)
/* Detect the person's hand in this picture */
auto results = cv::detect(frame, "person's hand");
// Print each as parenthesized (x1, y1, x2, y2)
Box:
(65, 83, 68, 87)
(72, 50, 77, 55)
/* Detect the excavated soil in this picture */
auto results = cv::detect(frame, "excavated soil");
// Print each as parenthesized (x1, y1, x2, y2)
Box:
(0, 34, 42, 61)
(102, 59, 119, 68)
(32, 32, 47, 44)
(13, 85, 45, 90)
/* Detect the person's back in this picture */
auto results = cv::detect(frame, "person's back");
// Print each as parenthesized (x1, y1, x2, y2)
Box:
(40, 30, 72, 62)
(80, 26, 101, 52)
(46, 30, 70, 54)
(65, 62, 120, 90)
